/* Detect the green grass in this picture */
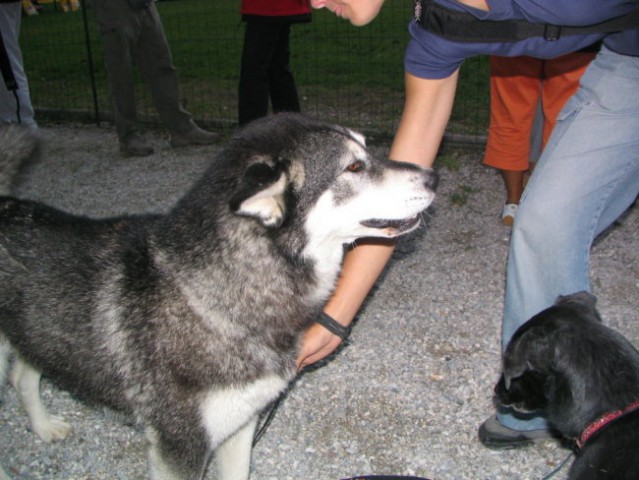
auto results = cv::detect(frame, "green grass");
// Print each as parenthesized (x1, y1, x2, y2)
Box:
(19, 0, 489, 139)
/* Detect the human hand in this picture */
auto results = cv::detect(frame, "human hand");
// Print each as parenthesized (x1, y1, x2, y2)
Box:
(310, 0, 385, 26)
(296, 321, 345, 369)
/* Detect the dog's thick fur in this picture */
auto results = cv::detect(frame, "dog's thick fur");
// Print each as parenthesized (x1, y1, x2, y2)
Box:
(0, 115, 437, 480)
(496, 291, 639, 479)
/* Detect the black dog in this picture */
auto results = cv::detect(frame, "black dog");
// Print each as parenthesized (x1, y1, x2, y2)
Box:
(496, 291, 639, 479)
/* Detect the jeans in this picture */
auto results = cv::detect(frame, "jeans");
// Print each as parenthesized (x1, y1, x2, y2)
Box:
(0, 2, 37, 127)
(498, 46, 639, 431)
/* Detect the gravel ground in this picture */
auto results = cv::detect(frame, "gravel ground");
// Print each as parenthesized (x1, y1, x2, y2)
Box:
(0, 123, 637, 480)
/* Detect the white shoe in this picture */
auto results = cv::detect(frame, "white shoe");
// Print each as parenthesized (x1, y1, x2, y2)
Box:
(501, 203, 518, 226)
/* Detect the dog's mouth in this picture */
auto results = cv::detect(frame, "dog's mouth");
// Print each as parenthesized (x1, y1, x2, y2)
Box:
(361, 216, 421, 235)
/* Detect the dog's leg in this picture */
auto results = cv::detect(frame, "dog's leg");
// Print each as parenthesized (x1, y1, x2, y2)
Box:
(0, 463, 11, 480)
(215, 415, 258, 480)
(146, 428, 182, 480)
(0, 337, 12, 479)
(9, 356, 72, 442)
(0, 335, 11, 387)
(146, 427, 210, 480)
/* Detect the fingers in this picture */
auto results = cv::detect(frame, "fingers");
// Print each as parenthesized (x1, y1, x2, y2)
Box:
(296, 323, 344, 369)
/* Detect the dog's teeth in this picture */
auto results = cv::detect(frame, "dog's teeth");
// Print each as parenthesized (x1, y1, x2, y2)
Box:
(361, 216, 419, 231)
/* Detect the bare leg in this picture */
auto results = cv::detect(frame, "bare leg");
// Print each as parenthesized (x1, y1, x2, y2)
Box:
(501, 169, 525, 204)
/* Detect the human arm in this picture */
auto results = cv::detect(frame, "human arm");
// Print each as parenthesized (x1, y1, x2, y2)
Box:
(297, 70, 460, 369)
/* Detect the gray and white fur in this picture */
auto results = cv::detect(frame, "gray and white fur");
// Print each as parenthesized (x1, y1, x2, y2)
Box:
(0, 114, 438, 479)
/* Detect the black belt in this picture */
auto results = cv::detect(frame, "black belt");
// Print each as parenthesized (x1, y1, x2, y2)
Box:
(414, 0, 639, 43)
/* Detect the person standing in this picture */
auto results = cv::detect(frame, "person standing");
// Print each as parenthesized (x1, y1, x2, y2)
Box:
(91, 0, 217, 157)
(484, 52, 596, 225)
(301, 0, 638, 449)
(0, 0, 37, 129)
(238, 0, 311, 126)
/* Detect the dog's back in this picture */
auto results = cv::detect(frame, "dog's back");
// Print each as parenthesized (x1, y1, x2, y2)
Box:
(499, 292, 639, 480)
(0, 197, 157, 411)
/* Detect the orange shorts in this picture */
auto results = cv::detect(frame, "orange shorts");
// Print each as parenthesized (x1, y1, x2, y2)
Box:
(483, 52, 595, 172)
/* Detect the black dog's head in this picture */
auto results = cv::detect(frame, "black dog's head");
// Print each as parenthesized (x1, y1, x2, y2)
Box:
(495, 291, 639, 438)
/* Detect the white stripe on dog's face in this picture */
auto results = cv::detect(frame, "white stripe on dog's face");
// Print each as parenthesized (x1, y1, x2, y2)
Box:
(304, 152, 434, 243)
(306, 168, 433, 241)
(300, 138, 436, 300)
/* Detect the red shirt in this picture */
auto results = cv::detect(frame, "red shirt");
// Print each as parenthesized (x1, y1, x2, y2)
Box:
(240, 0, 310, 17)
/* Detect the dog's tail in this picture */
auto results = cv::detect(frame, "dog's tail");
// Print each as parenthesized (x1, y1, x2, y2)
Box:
(0, 125, 40, 196)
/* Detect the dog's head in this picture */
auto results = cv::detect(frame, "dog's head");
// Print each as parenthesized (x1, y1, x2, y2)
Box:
(225, 113, 438, 244)
(496, 292, 597, 415)
(496, 291, 639, 436)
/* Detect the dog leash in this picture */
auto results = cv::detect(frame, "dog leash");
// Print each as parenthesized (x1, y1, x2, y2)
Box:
(252, 391, 287, 447)
(253, 394, 576, 480)
(540, 451, 573, 480)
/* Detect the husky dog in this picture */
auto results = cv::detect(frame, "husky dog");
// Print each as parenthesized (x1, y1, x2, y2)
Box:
(496, 291, 639, 479)
(0, 115, 438, 480)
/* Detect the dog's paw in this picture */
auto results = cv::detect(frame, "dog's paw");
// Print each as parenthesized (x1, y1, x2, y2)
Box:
(33, 415, 72, 442)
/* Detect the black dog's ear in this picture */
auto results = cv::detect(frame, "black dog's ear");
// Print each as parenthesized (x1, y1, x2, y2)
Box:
(503, 327, 554, 390)
(229, 156, 290, 228)
(554, 291, 602, 323)
(554, 291, 597, 310)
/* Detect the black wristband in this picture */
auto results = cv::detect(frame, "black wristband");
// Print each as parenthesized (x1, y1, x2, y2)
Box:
(315, 312, 351, 340)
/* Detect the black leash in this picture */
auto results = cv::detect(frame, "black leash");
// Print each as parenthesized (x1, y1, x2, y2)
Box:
(252, 387, 575, 479)
(540, 451, 573, 480)
(252, 390, 287, 447)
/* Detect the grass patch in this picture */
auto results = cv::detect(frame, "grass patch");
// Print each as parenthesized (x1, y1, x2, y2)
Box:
(20, 0, 489, 139)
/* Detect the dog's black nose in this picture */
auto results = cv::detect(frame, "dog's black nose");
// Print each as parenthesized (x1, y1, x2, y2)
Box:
(424, 168, 439, 191)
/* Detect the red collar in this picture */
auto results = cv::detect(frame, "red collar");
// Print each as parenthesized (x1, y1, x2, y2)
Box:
(576, 399, 639, 449)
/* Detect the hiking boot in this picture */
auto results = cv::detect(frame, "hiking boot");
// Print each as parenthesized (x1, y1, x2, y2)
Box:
(478, 414, 557, 450)
(120, 133, 154, 157)
(170, 125, 218, 147)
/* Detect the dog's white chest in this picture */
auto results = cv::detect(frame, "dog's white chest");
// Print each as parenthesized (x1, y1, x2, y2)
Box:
(199, 375, 288, 448)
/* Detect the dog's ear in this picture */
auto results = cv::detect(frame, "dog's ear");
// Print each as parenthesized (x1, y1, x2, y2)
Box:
(555, 291, 597, 309)
(229, 156, 290, 228)
(503, 327, 554, 389)
(554, 291, 602, 323)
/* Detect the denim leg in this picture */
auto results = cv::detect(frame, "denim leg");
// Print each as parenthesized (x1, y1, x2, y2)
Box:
(0, 3, 37, 127)
(499, 47, 639, 431)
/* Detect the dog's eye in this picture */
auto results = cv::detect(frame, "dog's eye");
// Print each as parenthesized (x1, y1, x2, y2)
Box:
(346, 160, 365, 173)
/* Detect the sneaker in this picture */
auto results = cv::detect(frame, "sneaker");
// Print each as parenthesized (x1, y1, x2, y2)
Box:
(478, 414, 556, 450)
(501, 203, 518, 226)
(120, 133, 154, 157)
(170, 126, 218, 147)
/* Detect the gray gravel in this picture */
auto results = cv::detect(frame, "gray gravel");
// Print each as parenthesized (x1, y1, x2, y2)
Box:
(1, 123, 637, 480)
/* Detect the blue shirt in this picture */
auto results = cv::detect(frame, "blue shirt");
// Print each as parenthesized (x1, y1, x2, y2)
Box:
(405, 0, 639, 79)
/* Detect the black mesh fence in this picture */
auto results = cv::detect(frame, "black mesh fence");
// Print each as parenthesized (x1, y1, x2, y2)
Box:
(18, 0, 489, 149)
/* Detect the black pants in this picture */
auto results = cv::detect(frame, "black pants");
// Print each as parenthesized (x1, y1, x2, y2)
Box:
(238, 20, 301, 126)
